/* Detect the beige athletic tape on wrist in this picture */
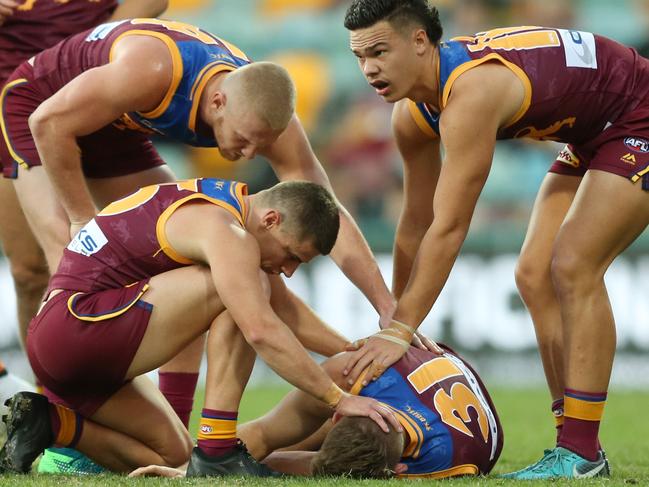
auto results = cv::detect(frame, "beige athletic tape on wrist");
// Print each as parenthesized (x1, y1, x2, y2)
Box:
(374, 332, 410, 350)
(323, 383, 345, 408)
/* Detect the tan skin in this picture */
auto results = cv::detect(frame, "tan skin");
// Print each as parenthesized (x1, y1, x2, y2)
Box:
(0, 0, 169, 345)
(347, 20, 644, 413)
(40, 195, 400, 472)
(343, 21, 525, 384)
(27, 31, 395, 327)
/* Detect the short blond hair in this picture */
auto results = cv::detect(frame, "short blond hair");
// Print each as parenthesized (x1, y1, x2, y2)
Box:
(223, 62, 296, 131)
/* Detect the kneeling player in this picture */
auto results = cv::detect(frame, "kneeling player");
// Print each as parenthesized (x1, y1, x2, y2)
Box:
(0, 178, 399, 475)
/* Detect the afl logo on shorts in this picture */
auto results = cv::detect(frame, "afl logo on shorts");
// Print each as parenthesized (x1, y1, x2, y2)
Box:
(624, 137, 649, 153)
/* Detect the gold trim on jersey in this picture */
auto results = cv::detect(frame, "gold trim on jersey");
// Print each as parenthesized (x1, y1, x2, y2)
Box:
(398, 463, 479, 479)
(188, 62, 237, 133)
(441, 53, 532, 128)
(99, 185, 160, 216)
(155, 192, 246, 264)
(389, 405, 424, 458)
(0, 78, 29, 168)
(66, 283, 150, 322)
(407, 101, 438, 139)
(349, 366, 372, 395)
(109, 30, 184, 120)
(347, 367, 423, 457)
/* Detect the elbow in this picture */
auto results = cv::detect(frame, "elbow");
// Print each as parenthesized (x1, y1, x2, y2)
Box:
(241, 323, 271, 348)
(436, 220, 470, 249)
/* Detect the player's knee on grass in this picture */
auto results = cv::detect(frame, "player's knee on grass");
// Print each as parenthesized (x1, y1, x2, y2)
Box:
(154, 424, 193, 467)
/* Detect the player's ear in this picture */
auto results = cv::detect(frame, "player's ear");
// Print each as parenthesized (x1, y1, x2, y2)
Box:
(261, 209, 280, 229)
(212, 91, 226, 111)
(394, 462, 408, 474)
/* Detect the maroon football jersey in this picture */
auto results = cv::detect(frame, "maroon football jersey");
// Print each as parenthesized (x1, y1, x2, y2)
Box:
(354, 346, 502, 478)
(49, 178, 248, 292)
(0, 0, 117, 83)
(410, 27, 649, 146)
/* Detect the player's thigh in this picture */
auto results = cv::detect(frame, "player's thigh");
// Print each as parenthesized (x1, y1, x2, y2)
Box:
(126, 265, 225, 378)
(87, 164, 177, 209)
(90, 375, 192, 462)
(519, 172, 581, 266)
(0, 177, 48, 277)
(555, 169, 649, 273)
(11, 166, 69, 270)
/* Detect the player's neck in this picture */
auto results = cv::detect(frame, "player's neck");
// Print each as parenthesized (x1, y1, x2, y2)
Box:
(407, 45, 440, 109)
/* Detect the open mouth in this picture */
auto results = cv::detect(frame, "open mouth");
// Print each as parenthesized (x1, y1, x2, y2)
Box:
(370, 80, 390, 96)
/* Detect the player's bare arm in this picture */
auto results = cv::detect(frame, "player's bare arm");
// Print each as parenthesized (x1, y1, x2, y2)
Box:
(268, 276, 350, 356)
(390, 99, 441, 299)
(28, 35, 173, 236)
(394, 62, 524, 326)
(260, 116, 396, 326)
(0, 0, 17, 26)
(344, 63, 523, 383)
(164, 202, 402, 433)
(108, 0, 168, 21)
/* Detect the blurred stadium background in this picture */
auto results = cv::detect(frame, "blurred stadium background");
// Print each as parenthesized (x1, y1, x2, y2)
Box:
(2, 0, 649, 391)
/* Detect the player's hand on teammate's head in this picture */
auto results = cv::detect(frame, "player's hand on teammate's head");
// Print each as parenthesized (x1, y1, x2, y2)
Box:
(333, 394, 402, 434)
(342, 335, 408, 386)
(128, 464, 186, 478)
(0, 0, 18, 26)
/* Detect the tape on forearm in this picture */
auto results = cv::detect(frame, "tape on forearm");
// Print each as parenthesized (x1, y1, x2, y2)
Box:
(390, 319, 416, 335)
(322, 383, 345, 409)
(374, 332, 410, 350)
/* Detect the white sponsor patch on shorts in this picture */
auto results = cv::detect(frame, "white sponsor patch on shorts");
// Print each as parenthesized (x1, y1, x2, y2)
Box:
(67, 219, 108, 256)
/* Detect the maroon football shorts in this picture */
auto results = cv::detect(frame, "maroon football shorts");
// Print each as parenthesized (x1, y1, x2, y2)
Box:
(0, 62, 165, 179)
(550, 106, 649, 188)
(27, 280, 152, 417)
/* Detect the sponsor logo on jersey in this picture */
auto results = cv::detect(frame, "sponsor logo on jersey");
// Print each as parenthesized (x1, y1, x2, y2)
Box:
(67, 219, 108, 256)
(85, 20, 129, 42)
(621, 153, 637, 165)
(556, 145, 581, 167)
(624, 137, 649, 153)
(405, 405, 433, 431)
(558, 29, 598, 69)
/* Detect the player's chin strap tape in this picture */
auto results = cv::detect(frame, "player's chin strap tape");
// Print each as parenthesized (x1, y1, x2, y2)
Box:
(373, 319, 415, 351)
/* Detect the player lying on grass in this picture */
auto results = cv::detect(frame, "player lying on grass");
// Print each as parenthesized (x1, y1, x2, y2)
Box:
(0, 178, 400, 476)
(131, 341, 503, 479)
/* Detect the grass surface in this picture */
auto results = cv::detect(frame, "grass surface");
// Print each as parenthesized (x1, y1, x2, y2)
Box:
(1, 385, 648, 486)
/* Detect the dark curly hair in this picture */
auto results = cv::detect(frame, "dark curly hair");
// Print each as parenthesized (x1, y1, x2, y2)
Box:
(344, 0, 443, 45)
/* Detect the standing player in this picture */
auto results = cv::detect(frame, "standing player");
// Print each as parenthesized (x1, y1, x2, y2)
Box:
(130, 343, 503, 479)
(0, 177, 399, 475)
(0, 0, 169, 474)
(341, 0, 649, 478)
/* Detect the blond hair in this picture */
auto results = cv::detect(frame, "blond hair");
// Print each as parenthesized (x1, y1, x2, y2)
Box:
(223, 62, 296, 131)
(311, 417, 403, 478)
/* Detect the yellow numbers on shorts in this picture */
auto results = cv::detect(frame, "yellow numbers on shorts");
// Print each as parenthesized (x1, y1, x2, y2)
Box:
(130, 19, 249, 60)
(407, 357, 489, 441)
(456, 26, 561, 53)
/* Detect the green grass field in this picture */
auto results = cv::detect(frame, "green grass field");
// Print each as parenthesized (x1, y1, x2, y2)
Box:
(1, 385, 647, 486)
